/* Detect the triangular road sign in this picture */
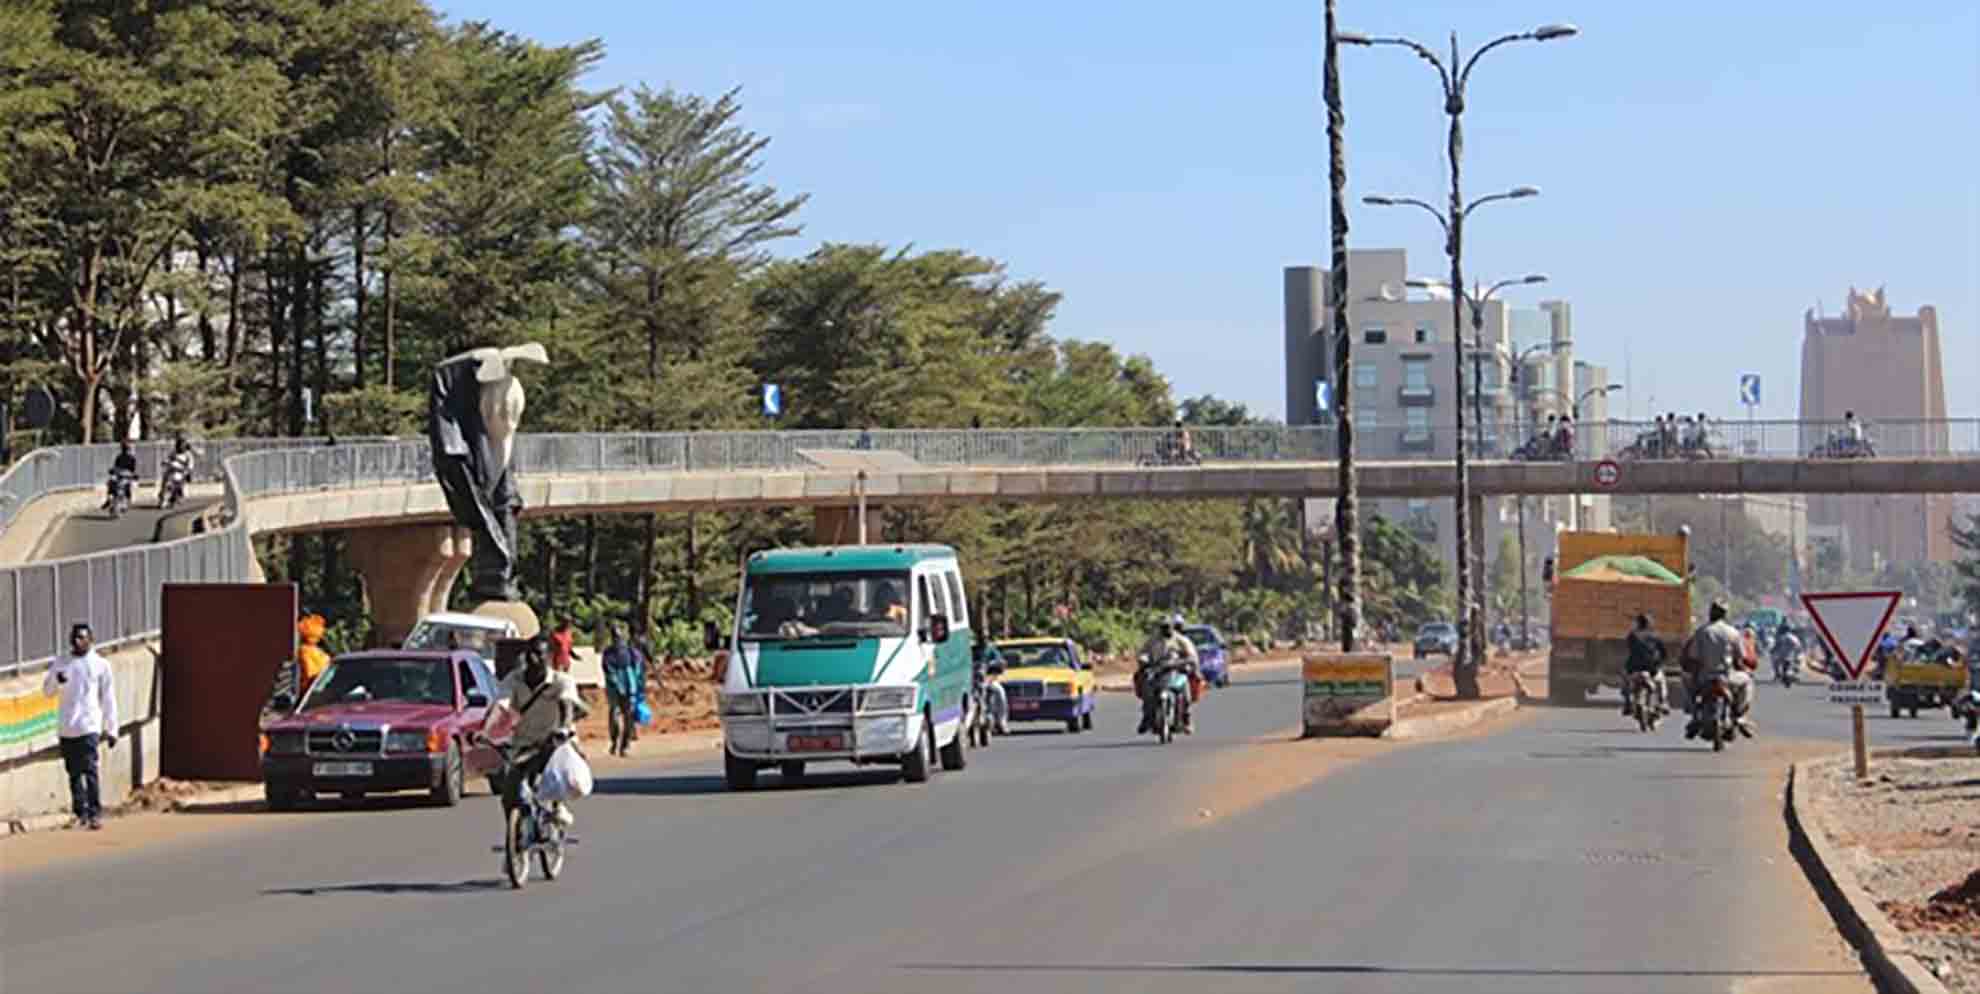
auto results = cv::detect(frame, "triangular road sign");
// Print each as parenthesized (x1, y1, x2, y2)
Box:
(1801, 591, 1902, 681)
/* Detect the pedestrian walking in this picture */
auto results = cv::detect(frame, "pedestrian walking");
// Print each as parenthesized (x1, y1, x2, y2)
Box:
(601, 625, 645, 757)
(42, 623, 118, 830)
(548, 616, 575, 673)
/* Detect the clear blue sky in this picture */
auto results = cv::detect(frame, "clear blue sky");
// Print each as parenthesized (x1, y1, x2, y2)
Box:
(442, 0, 1978, 422)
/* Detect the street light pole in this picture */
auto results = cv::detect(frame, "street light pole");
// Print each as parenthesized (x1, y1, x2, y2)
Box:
(1347, 20, 1575, 698)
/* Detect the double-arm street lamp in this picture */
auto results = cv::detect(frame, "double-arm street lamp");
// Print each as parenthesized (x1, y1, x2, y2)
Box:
(1405, 273, 1548, 457)
(1344, 21, 1576, 697)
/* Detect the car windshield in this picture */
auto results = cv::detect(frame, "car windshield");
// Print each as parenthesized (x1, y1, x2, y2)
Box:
(404, 622, 502, 654)
(1183, 626, 1221, 648)
(740, 570, 911, 641)
(1003, 643, 1075, 668)
(1419, 624, 1456, 637)
(299, 658, 453, 711)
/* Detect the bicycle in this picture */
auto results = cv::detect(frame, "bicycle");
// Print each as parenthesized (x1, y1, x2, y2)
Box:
(483, 732, 577, 889)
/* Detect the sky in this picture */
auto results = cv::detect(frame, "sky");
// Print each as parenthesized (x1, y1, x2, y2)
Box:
(440, 0, 1979, 423)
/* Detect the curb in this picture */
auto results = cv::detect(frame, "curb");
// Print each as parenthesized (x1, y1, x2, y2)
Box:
(1785, 760, 1954, 994)
(1386, 696, 1519, 740)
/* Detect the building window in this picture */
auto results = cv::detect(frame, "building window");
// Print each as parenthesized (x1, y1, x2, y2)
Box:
(1404, 407, 1431, 437)
(1354, 362, 1379, 390)
(1356, 408, 1380, 430)
(1363, 325, 1387, 345)
(1414, 322, 1432, 344)
(1403, 359, 1431, 393)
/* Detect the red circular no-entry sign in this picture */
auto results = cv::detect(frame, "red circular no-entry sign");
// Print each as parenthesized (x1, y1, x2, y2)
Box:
(1593, 458, 1622, 489)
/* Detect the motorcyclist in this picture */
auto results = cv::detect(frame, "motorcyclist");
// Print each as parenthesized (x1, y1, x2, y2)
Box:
(104, 442, 138, 508)
(1171, 420, 1195, 462)
(1136, 617, 1200, 735)
(1621, 613, 1667, 718)
(1682, 601, 1755, 740)
(482, 636, 590, 827)
(161, 437, 195, 504)
(1771, 623, 1803, 681)
(972, 639, 1009, 735)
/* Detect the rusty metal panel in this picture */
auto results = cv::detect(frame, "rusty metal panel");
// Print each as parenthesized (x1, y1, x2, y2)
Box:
(162, 583, 297, 781)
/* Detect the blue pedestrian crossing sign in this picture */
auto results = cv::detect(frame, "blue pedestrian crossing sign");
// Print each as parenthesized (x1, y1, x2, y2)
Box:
(1738, 374, 1761, 408)
(761, 383, 783, 418)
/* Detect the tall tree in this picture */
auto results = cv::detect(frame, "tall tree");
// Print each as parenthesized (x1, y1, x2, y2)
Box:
(587, 84, 804, 632)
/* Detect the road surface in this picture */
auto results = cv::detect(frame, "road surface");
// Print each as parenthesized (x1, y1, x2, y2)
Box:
(1, 664, 1912, 994)
(16, 487, 222, 560)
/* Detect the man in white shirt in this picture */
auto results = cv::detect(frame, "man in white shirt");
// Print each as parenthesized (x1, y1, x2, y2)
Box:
(42, 623, 118, 830)
(484, 637, 588, 825)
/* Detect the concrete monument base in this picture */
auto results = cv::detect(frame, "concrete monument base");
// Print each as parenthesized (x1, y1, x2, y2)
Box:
(470, 600, 541, 641)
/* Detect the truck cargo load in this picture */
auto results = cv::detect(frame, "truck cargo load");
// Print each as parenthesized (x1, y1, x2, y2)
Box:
(1548, 531, 1692, 706)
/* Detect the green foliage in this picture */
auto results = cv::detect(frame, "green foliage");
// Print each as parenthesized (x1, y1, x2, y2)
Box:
(321, 385, 423, 437)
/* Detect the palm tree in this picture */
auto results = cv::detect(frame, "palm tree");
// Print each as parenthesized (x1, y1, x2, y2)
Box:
(1242, 498, 1306, 590)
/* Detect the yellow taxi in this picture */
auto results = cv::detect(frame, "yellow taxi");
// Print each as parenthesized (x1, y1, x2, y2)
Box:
(993, 637, 1095, 733)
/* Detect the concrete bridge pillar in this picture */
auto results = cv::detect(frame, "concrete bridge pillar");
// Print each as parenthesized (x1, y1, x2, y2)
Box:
(346, 524, 472, 647)
(813, 506, 883, 546)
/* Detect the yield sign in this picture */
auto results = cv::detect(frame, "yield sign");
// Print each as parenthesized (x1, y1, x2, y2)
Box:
(1801, 591, 1902, 681)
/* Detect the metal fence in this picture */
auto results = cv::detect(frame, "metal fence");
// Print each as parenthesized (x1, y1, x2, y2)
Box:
(3, 419, 1974, 674)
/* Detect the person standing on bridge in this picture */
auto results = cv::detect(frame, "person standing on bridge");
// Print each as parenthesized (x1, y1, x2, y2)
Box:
(43, 623, 118, 830)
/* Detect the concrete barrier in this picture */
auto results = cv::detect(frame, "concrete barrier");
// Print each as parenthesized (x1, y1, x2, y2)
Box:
(2, 641, 163, 829)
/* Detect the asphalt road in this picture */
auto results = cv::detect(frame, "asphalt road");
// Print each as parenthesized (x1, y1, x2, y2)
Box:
(25, 488, 222, 559)
(1, 665, 1915, 994)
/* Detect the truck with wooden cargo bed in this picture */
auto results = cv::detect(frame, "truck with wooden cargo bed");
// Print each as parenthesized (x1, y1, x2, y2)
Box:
(1547, 530, 1692, 706)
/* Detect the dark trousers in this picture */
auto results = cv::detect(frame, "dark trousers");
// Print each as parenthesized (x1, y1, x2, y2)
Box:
(59, 734, 102, 820)
(606, 687, 638, 753)
(499, 745, 555, 815)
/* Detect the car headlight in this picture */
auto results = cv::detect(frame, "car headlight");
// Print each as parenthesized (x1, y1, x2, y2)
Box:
(263, 730, 303, 756)
(385, 728, 444, 753)
(858, 686, 916, 712)
(720, 692, 766, 717)
(1044, 681, 1073, 698)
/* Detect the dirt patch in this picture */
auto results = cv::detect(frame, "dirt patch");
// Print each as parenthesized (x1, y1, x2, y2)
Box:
(1882, 869, 1980, 936)
(1414, 659, 1521, 700)
(1812, 753, 1980, 992)
(117, 778, 247, 814)
(577, 660, 722, 745)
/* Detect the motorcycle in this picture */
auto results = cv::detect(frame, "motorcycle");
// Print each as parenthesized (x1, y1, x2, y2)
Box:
(1626, 671, 1663, 732)
(1144, 659, 1192, 744)
(1810, 433, 1876, 459)
(1138, 437, 1203, 467)
(105, 469, 136, 519)
(1950, 688, 1980, 753)
(1772, 646, 1801, 688)
(967, 661, 1003, 748)
(486, 734, 575, 890)
(159, 462, 190, 509)
(1512, 431, 1574, 462)
(1697, 674, 1738, 752)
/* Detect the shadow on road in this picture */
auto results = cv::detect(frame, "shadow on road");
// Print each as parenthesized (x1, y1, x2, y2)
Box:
(898, 962, 1861, 980)
(594, 769, 903, 796)
(179, 794, 443, 816)
(263, 878, 506, 897)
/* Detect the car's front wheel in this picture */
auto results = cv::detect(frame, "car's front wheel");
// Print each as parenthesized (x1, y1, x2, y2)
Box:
(724, 749, 759, 791)
(430, 742, 464, 807)
(264, 782, 304, 812)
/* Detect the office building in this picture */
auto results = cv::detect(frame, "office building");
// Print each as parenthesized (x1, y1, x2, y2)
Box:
(1799, 286, 1953, 568)
(1285, 249, 1613, 582)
